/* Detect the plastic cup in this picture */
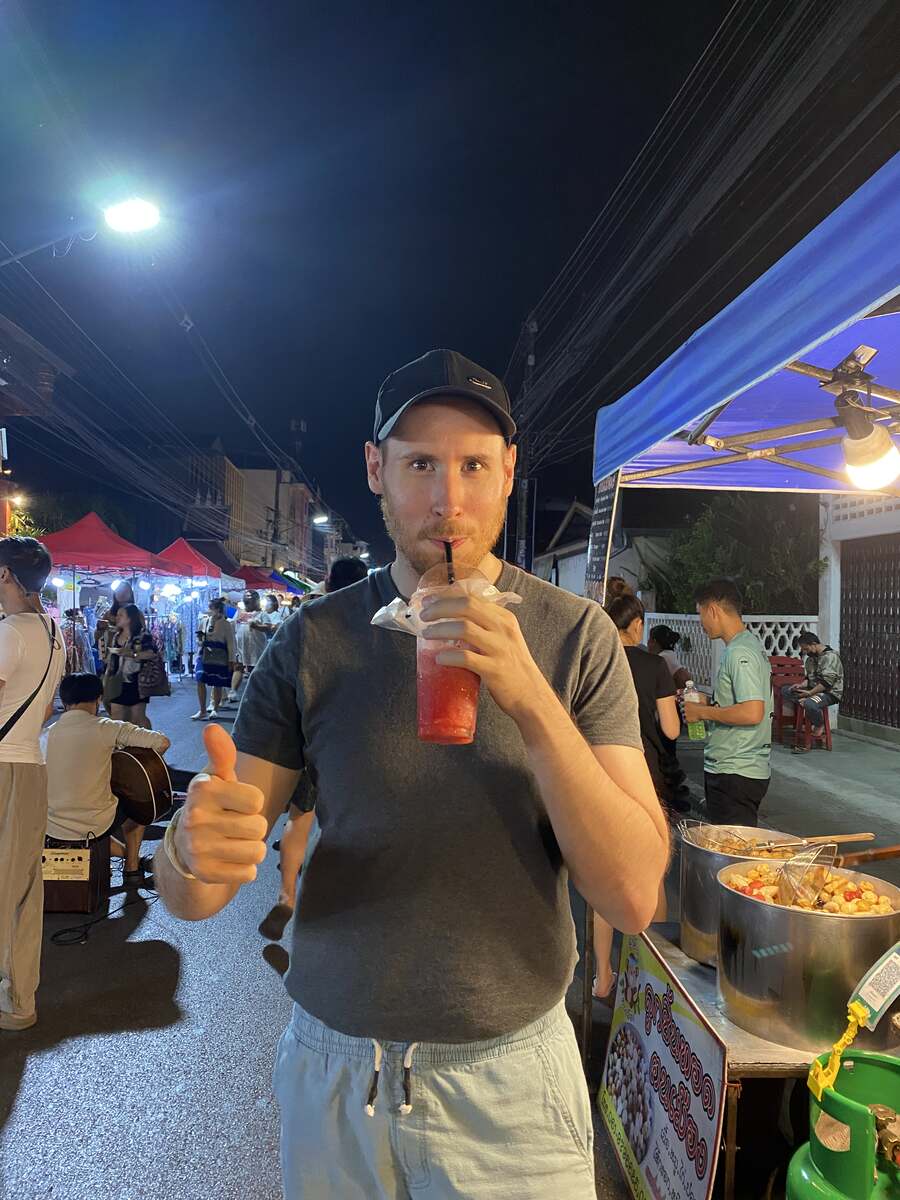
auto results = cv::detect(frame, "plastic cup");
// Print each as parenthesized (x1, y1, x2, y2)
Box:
(414, 563, 484, 745)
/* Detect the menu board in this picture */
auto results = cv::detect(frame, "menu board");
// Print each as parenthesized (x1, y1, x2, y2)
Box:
(598, 933, 727, 1200)
(584, 471, 621, 602)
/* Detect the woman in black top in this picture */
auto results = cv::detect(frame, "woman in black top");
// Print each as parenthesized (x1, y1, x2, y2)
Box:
(608, 595, 682, 804)
(592, 592, 681, 999)
(104, 603, 156, 729)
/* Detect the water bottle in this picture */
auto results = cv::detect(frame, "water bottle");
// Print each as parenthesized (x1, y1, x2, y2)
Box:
(683, 681, 706, 741)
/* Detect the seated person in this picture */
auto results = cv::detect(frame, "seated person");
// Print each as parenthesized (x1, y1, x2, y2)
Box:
(46, 673, 170, 880)
(782, 630, 844, 752)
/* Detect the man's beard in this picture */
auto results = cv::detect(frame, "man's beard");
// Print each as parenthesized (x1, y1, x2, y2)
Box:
(380, 490, 508, 578)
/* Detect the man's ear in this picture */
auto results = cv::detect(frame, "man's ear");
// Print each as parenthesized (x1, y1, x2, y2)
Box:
(503, 442, 517, 499)
(365, 441, 385, 496)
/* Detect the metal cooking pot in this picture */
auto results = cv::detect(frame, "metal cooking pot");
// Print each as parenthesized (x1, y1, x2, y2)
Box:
(717, 863, 900, 1054)
(679, 824, 801, 965)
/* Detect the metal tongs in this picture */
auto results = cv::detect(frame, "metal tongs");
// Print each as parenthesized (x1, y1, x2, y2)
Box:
(776, 843, 838, 908)
(677, 819, 752, 850)
(755, 832, 875, 853)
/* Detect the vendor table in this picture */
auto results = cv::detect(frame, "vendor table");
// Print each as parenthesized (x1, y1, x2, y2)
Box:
(646, 922, 812, 1200)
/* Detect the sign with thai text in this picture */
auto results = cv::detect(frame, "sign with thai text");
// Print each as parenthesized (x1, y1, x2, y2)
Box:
(598, 932, 727, 1200)
(584, 471, 621, 603)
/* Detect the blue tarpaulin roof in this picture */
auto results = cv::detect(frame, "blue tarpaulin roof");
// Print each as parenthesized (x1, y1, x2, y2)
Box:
(593, 152, 900, 491)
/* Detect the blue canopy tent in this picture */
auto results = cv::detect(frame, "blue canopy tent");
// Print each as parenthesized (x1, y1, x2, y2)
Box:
(593, 153, 900, 493)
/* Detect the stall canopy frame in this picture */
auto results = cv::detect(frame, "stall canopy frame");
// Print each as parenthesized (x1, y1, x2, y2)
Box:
(593, 152, 900, 494)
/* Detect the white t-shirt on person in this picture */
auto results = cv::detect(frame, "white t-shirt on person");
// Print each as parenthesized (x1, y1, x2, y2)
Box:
(659, 649, 683, 679)
(0, 613, 66, 764)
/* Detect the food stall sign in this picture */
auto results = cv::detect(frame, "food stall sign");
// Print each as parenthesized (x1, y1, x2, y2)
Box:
(583, 470, 621, 603)
(598, 932, 727, 1200)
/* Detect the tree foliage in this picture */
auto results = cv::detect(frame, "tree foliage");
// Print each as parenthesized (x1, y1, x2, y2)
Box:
(27, 492, 138, 541)
(640, 493, 826, 613)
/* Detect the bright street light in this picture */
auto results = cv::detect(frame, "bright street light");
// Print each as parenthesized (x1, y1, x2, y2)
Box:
(103, 198, 160, 234)
(312, 512, 329, 526)
(9, 494, 26, 507)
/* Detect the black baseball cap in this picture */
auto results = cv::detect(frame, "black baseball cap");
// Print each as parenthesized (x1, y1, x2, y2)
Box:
(373, 349, 517, 444)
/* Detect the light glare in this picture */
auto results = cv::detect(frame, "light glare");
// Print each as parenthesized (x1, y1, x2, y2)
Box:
(845, 442, 900, 490)
(104, 198, 160, 234)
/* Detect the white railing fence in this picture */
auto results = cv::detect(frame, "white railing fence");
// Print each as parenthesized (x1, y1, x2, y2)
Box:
(643, 613, 819, 688)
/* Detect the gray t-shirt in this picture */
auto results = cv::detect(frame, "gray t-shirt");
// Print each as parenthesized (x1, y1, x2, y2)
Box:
(233, 564, 641, 1042)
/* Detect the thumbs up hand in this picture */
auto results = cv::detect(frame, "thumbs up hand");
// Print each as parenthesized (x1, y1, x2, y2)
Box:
(174, 725, 269, 885)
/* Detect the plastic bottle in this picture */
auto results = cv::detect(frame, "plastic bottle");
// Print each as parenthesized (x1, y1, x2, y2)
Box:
(683, 681, 706, 741)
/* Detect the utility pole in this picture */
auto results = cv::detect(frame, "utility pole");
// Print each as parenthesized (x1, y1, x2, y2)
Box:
(272, 466, 282, 570)
(514, 317, 538, 572)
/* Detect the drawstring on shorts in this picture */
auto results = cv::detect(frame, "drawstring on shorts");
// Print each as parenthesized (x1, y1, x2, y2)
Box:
(364, 1040, 420, 1116)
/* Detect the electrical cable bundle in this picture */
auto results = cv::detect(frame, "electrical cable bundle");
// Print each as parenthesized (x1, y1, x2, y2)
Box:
(507, 0, 899, 473)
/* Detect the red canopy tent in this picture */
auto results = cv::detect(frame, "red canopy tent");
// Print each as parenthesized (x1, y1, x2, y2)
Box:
(42, 512, 190, 576)
(158, 537, 222, 579)
(234, 565, 279, 592)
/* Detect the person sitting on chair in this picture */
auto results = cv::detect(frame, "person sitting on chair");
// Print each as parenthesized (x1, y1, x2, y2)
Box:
(782, 631, 843, 753)
(46, 673, 170, 882)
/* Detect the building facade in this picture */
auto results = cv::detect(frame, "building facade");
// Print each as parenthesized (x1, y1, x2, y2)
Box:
(239, 467, 316, 575)
(818, 493, 900, 741)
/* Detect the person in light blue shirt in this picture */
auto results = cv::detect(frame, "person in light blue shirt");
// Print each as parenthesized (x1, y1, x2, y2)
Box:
(682, 578, 773, 826)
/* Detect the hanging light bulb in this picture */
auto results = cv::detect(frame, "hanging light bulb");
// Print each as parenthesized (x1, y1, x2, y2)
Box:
(138, 580, 151, 591)
(839, 393, 900, 491)
(51, 576, 66, 588)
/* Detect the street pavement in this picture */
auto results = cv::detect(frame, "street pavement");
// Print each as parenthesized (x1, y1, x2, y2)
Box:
(5, 678, 896, 1199)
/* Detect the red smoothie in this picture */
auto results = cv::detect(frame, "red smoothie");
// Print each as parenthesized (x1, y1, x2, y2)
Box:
(416, 638, 481, 744)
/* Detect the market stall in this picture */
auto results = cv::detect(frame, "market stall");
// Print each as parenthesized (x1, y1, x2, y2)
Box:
(41, 512, 192, 672)
(581, 152, 900, 1199)
(157, 537, 243, 671)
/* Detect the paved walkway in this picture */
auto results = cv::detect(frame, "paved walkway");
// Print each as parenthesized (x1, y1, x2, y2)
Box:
(677, 728, 900, 887)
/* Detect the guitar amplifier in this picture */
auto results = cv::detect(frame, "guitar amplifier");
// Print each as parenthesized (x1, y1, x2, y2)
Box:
(42, 836, 111, 914)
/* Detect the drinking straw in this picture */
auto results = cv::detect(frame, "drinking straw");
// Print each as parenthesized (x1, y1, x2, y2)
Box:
(444, 540, 456, 584)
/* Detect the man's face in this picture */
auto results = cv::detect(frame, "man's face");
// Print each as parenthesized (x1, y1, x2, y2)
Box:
(365, 399, 516, 578)
(697, 601, 722, 640)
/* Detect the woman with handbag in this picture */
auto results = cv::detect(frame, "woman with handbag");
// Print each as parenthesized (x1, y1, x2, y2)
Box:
(193, 597, 236, 720)
(103, 604, 157, 729)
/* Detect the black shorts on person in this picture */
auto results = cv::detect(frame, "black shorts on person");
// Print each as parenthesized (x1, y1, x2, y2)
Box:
(704, 772, 770, 827)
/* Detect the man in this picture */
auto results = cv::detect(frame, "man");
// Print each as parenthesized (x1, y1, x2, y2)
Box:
(155, 349, 668, 1199)
(227, 590, 268, 704)
(683, 578, 773, 826)
(783, 630, 843, 753)
(0, 536, 66, 1033)
(46, 673, 171, 879)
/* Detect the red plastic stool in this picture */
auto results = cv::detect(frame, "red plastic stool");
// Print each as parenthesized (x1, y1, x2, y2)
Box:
(793, 700, 833, 751)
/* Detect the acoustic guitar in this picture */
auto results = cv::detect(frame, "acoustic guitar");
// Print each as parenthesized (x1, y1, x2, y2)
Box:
(111, 746, 175, 826)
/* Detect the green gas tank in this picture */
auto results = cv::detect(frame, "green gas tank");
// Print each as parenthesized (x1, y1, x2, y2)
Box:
(787, 1050, 900, 1200)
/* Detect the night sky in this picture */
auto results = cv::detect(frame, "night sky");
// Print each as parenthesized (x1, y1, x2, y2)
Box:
(0, 0, 732, 556)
